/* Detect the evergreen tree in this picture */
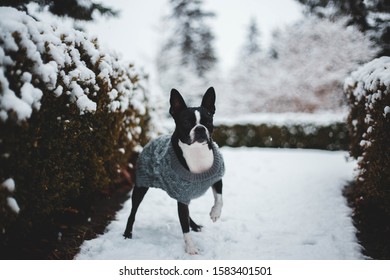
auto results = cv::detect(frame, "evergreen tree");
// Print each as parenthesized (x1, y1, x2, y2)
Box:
(297, 0, 368, 31)
(166, 0, 217, 77)
(241, 17, 262, 59)
(0, 0, 117, 21)
(156, 0, 218, 102)
(296, 0, 389, 56)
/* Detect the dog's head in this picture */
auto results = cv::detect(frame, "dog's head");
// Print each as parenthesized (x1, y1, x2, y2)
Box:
(169, 87, 216, 145)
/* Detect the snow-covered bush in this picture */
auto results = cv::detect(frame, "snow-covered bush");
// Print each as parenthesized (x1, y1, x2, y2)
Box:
(0, 8, 150, 236)
(344, 56, 390, 257)
(226, 17, 377, 114)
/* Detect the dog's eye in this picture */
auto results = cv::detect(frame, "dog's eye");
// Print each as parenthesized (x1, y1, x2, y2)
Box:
(205, 117, 213, 126)
(183, 120, 191, 128)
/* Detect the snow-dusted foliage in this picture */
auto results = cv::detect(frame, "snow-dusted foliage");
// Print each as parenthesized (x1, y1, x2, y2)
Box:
(4, 0, 117, 21)
(226, 17, 377, 114)
(0, 7, 150, 236)
(345, 56, 390, 217)
(345, 56, 390, 159)
(0, 7, 146, 122)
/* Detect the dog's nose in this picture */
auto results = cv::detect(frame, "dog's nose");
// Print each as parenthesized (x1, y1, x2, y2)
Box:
(193, 125, 208, 143)
(194, 126, 206, 134)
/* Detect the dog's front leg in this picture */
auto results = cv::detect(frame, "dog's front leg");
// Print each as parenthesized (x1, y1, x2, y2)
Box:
(210, 179, 223, 222)
(178, 202, 199, 255)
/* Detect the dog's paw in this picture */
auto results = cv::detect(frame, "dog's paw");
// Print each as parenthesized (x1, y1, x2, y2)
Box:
(210, 204, 222, 222)
(184, 233, 199, 255)
(123, 231, 133, 239)
(185, 244, 199, 255)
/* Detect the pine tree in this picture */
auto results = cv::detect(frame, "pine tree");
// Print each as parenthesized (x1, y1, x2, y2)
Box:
(156, 0, 218, 102)
(241, 18, 262, 59)
(0, 0, 117, 21)
(166, 0, 217, 77)
(297, 0, 369, 31)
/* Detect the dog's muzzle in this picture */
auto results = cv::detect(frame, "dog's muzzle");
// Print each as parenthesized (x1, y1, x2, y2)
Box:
(192, 125, 209, 143)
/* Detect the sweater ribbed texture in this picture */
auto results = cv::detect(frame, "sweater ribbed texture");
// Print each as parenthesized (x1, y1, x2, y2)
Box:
(135, 135, 225, 205)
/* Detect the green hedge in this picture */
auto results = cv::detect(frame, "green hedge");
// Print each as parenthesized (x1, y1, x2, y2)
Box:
(213, 121, 349, 150)
(344, 56, 390, 258)
(0, 8, 150, 243)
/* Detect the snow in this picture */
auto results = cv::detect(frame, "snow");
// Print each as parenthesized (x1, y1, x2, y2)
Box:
(384, 106, 390, 116)
(76, 147, 361, 260)
(6, 197, 20, 214)
(0, 68, 35, 122)
(20, 82, 43, 111)
(345, 56, 390, 100)
(2, 178, 20, 214)
(1, 178, 15, 192)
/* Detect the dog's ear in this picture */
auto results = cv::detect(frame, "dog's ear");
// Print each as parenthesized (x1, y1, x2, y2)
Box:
(170, 89, 187, 117)
(201, 87, 216, 115)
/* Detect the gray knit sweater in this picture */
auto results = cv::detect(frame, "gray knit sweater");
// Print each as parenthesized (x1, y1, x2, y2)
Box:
(135, 135, 225, 205)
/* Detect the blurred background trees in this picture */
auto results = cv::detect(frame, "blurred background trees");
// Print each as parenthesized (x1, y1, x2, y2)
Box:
(156, 0, 218, 104)
(297, 0, 389, 56)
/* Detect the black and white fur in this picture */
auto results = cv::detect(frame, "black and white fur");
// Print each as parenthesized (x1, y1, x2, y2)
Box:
(123, 87, 223, 255)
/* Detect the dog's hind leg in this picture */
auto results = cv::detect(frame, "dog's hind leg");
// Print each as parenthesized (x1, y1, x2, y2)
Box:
(178, 202, 199, 255)
(123, 186, 149, 239)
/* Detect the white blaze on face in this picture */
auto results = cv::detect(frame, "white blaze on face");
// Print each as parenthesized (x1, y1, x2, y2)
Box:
(189, 110, 209, 143)
(179, 109, 214, 174)
(195, 110, 201, 125)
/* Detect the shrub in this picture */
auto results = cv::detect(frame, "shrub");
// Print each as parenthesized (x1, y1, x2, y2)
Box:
(344, 56, 390, 258)
(213, 113, 349, 150)
(0, 8, 150, 245)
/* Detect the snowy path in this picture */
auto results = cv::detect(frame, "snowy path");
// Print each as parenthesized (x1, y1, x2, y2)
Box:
(76, 147, 362, 260)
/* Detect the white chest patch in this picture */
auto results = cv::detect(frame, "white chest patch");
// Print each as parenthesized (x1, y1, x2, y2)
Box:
(179, 141, 214, 174)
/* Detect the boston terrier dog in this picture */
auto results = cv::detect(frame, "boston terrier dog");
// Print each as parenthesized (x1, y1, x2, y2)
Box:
(123, 87, 225, 255)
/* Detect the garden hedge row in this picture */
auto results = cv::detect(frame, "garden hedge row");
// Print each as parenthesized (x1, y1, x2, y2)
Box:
(0, 8, 151, 247)
(213, 118, 349, 150)
(344, 56, 390, 259)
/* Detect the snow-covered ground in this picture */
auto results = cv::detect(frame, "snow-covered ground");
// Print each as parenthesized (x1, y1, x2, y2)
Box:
(76, 147, 362, 260)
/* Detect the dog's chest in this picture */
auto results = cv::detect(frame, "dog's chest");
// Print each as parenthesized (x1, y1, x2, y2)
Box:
(179, 141, 214, 173)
